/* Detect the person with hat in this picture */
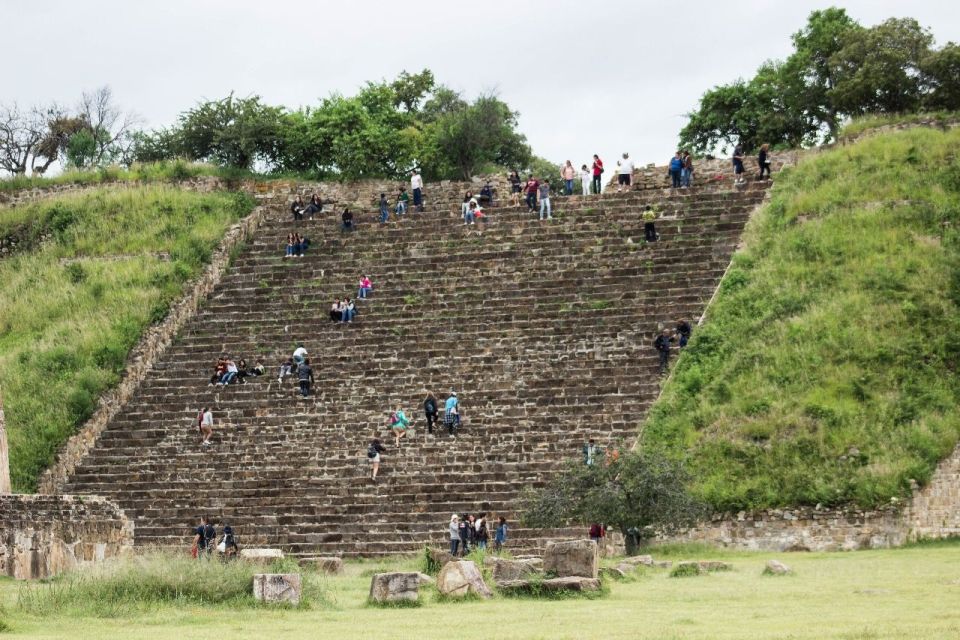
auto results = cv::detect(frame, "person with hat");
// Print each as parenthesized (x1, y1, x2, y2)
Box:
(444, 391, 461, 437)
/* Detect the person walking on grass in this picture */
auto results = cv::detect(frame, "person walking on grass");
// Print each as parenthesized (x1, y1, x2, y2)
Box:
(297, 358, 314, 398)
(199, 407, 214, 445)
(580, 164, 591, 196)
(733, 143, 746, 185)
(494, 516, 508, 553)
(449, 514, 462, 556)
(561, 160, 576, 195)
(642, 205, 658, 242)
(193, 516, 216, 559)
(538, 179, 552, 220)
(367, 437, 387, 480)
(389, 405, 411, 446)
(616, 153, 634, 192)
(411, 169, 424, 212)
(654, 328, 675, 374)
(591, 154, 604, 194)
(523, 174, 539, 212)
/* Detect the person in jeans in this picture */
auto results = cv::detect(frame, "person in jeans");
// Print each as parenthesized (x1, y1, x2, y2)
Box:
(461, 191, 474, 219)
(290, 196, 305, 221)
(523, 175, 539, 212)
(444, 391, 460, 437)
(538, 180, 552, 220)
(494, 517, 508, 553)
(580, 164, 591, 196)
(464, 200, 478, 225)
(475, 513, 489, 550)
(591, 154, 604, 194)
(219, 359, 238, 385)
(681, 151, 694, 188)
(411, 169, 424, 212)
(193, 516, 216, 559)
(449, 514, 461, 556)
(297, 358, 314, 397)
(669, 151, 683, 188)
(395, 188, 409, 216)
(340, 298, 356, 323)
(277, 358, 293, 384)
(358, 275, 373, 299)
(654, 329, 675, 374)
(676, 318, 693, 347)
(424, 392, 439, 434)
(616, 153, 634, 192)
(758, 143, 771, 180)
(561, 160, 576, 195)
(379, 193, 390, 224)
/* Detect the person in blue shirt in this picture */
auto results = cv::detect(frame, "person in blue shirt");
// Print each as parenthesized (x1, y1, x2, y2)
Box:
(669, 151, 684, 188)
(389, 405, 411, 447)
(494, 516, 508, 553)
(444, 391, 460, 437)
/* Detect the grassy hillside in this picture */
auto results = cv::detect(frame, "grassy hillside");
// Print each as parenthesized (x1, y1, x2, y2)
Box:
(644, 126, 960, 511)
(0, 186, 253, 492)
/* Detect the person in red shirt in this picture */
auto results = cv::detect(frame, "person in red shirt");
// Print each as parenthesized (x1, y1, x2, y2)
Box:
(591, 155, 604, 195)
(523, 174, 539, 212)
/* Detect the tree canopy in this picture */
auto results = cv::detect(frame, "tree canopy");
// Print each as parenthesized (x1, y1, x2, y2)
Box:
(680, 8, 960, 154)
(131, 69, 533, 181)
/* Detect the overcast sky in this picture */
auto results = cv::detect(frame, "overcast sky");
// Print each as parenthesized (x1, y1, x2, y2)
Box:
(4, 0, 960, 171)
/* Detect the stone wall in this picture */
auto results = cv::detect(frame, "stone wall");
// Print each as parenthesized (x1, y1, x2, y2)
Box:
(0, 494, 133, 579)
(904, 443, 960, 540)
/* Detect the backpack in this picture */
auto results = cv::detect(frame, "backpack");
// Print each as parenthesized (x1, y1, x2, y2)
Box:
(425, 398, 436, 413)
(204, 523, 216, 542)
(389, 412, 398, 425)
(367, 444, 378, 458)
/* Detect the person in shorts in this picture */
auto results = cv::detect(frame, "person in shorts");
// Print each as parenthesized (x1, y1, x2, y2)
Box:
(732, 144, 746, 185)
(367, 437, 387, 480)
(617, 153, 634, 192)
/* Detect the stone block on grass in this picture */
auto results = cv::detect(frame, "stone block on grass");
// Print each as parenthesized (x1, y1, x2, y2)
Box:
(491, 558, 543, 583)
(240, 548, 283, 563)
(369, 572, 421, 604)
(437, 560, 493, 598)
(764, 559, 792, 575)
(544, 540, 598, 579)
(315, 557, 344, 575)
(253, 573, 301, 605)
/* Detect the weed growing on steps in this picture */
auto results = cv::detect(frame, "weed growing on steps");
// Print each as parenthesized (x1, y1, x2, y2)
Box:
(15, 553, 329, 616)
(643, 126, 960, 511)
(0, 186, 254, 492)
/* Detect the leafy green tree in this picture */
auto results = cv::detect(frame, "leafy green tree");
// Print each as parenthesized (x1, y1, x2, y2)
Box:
(920, 43, 960, 110)
(828, 18, 933, 116)
(521, 447, 704, 554)
(176, 94, 283, 169)
(390, 69, 436, 112)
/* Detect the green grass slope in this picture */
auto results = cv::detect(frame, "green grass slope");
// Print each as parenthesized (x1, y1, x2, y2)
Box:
(644, 126, 960, 511)
(0, 186, 253, 492)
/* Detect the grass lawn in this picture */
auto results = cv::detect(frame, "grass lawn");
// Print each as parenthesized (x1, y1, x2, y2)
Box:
(0, 186, 253, 491)
(1, 543, 959, 639)
(644, 126, 960, 511)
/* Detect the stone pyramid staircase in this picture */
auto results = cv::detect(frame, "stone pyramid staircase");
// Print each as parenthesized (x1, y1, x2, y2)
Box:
(58, 182, 768, 557)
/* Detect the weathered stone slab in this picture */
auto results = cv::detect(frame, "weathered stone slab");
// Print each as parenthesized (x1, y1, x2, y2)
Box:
(620, 554, 654, 566)
(436, 560, 492, 598)
(544, 539, 598, 578)
(543, 576, 602, 592)
(491, 558, 542, 583)
(315, 556, 343, 575)
(764, 559, 792, 575)
(240, 548, 283, 563)
(369, 572, 420, 603)
(253, 573, 301, 605)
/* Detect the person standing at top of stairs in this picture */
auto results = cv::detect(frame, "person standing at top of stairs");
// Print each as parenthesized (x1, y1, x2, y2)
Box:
(411, 170, 424, 213)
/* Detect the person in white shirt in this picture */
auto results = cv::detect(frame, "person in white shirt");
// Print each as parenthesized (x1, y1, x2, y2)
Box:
(410, 170, 424, 212)
(292, 344, 308, 365)
(580, 164, 591, 196)
(200, 407, 214, 445)
(616, 153, 634, 193)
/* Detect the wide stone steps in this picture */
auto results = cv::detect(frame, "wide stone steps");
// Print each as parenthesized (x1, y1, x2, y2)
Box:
(59, 184, 768, 556)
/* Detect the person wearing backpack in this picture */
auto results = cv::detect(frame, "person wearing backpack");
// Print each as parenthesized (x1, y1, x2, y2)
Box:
(193, 516, 216, 559)
(297, 358, 314, 398)
(367, 437, 387, 480)
(423, 392, 439, 434)
(218, 524, 239, 560)
(475, 513, 490, 550)
(389, 406, 411, 447)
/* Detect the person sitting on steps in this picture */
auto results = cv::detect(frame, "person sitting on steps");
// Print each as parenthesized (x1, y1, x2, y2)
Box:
(285, 233, 297, 258)
(358, 275, 373, 299)
(461, 191, 474, 219)
(396, 188, 409, 217)
(341, 207, 354, 231)
(330, 299, 342, 322)
(367, 437, 387, 480)
(277, 357, 294, 384)
(209, 357, 226, 386)
(218, 359, 239, 386)
(389, 405, 411, 446)
(290, 195, 305, 221)
(464, 199, 478, 225)
(304, 193, 322, 219)
(340, 298, 356, 323)
(248, 358, 266, 377)
(479, 182, 494, 206)
(676, 318, 693, 348)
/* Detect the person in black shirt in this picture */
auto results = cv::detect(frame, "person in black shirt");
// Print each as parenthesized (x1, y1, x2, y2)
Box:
(290, 196, 305, 221)
(304, 193, 322, 219)
(508, 171, 522, 207)
(654, 329, 675, 374)
(479, 183, 494, 206)
(297, 358, 314, 398)
(367, 438, 387, 480)
(423, 392, 439, 434)
(676, 319, 692, 348)
(758, 144, 771, 180)
(341, 208, 354, 231)
(220, 524, 239, 560)
(193, 516, 216, 559)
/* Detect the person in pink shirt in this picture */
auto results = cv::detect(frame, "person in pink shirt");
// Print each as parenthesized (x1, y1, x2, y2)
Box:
(358, 275, 373, 299)
(561, 160, 576, 195)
